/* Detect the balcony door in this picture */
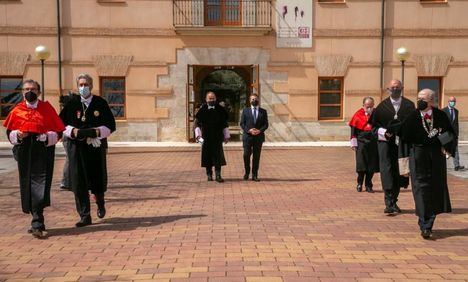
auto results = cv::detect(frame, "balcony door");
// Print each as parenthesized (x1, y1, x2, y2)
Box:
(205, 0, 242, 26)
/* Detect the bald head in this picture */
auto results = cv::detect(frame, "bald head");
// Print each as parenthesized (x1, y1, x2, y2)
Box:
(448, 96, 457, 108)
(387, 79, 403, 99)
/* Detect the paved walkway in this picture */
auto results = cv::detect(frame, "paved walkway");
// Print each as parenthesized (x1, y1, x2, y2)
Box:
(0, 147, 467, 282)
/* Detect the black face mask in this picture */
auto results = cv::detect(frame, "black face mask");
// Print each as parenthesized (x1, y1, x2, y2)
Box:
(389, 88, 402, 99)
(417, 100, 428, 111)
(251, 100, 258, 107)
(207, 101, 216, 107)
(24, 91, 38, 103)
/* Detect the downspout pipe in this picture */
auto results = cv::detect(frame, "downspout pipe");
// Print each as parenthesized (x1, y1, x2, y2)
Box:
(57, 0, 63, 96)
(379, 0, 386, 99)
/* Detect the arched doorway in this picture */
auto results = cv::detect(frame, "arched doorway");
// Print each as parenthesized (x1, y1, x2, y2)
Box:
(187, 65, 260, 142)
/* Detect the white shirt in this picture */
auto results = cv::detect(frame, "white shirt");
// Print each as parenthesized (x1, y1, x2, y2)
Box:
(390, 96, 402, 113)
(81, 94, 93, 108)
(25, 99, 39, 109)
(251, 106, 259, 120)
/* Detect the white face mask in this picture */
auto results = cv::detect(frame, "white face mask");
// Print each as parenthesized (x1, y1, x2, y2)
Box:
(79, 86, 91, 98)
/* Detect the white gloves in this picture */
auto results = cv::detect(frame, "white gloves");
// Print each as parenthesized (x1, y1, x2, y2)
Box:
(86, 137, 101, 148)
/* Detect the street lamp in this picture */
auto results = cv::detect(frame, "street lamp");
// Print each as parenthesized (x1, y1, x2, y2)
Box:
(396, 47, 410, 91)
(34, 45, 51, 100)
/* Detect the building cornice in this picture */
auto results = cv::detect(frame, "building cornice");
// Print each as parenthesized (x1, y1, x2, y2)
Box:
(3, 26, 468, 38)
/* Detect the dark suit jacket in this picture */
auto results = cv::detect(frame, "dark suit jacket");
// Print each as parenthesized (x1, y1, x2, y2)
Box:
(240, 106, 269, 142)
(442, 106, 459, 138)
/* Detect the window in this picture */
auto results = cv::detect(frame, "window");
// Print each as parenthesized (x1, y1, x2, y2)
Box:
(205, 0, 242, 26)
(318, 77, 343, 120)
(100, 77, 126, 119)
(0, 77, 23, 119)
(418, 77, 442, 108)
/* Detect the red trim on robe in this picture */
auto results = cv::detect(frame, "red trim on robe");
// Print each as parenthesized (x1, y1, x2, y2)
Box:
(349, 108, 373, 132)
(3, 100, 65, 134)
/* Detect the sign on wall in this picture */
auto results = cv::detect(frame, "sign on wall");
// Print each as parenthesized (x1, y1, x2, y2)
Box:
(276, 0, 313, 48)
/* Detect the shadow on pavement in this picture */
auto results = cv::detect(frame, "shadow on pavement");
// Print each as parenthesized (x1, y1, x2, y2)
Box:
(450, 208, 468, 214)
(432, 228, 468, 240)
(106, 196, 179, 203)
(47, 214, 206, 237)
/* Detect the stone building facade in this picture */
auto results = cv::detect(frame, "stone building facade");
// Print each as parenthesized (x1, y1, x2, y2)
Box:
(1, 0, 467, 142)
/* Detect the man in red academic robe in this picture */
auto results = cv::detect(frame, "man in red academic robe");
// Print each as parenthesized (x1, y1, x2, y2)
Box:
(3, 79, 64, 238)
(349, 97, 379, 193)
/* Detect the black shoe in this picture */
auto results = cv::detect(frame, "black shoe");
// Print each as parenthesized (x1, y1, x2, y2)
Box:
(365, 186, 374, 193)
(75, 216, 92, 228)
(421, 229, 432, 239)
(356, 184, 363, 192)
(392, 203, 402, 213)
(60, 186, 71, 191)
(31, 228, 45, 239)
(207, 175, 213, 181)
(455, 166, 465, 171)
(384, 206, 394, 214)
(28, 226, 45, 234)
(252, 175, 260, 182)
(215, 175, 224, 183)
(243, 174, 249, 180)
(97, 205, 106, 219)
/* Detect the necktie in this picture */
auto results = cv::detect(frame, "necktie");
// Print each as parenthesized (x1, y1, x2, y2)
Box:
(450, 108, 455, 122)
(208, 106, 215, 110)
(253, 107, 257, 124)
(424, 113, 431, 120)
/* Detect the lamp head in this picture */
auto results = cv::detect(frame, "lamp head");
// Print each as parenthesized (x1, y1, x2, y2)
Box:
(396, 47, 410, 62)
(35, 45, 51, 61)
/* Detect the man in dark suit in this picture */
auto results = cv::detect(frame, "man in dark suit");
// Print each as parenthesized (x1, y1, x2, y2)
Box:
(443, 96, 464, 171)
(371, 79, 415, 214)
(240, 94, 269, 181)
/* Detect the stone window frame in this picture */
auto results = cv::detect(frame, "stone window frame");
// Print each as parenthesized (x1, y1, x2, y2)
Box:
(318, 77, 344, 121)
(420, 0, 447, 4)
(317, 0, 346, 4)
(417, 76, 443, 108)
(99, 76, 126, 120)
(0, 76, 23, 119)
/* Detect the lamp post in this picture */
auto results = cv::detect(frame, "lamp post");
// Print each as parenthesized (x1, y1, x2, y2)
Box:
(34, 45, 51, 100)
(396, 47, 410, 93)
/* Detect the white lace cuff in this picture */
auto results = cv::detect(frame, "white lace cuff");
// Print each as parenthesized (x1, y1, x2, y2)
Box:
(9, 130, 20, 145)
(377, 127, 387, 141)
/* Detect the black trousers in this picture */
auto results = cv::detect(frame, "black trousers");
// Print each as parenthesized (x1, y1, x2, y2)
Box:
(357, 171, 374, 187)
(243, 138, 263, 176)
(378, 141, 400, 207)
(418, 215, 436, 231)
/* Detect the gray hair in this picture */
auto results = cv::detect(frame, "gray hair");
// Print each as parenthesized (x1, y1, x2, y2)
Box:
(76, 73, 94, 87)
(362, 96, 374, 104)
(22, 79, 41, 92)
(418, 88, 435, 101)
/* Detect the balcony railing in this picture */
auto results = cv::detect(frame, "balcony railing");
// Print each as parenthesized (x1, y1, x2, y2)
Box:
(173, 0, 272, 28)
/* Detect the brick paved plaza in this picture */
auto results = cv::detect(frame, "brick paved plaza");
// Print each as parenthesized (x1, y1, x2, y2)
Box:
(1, 147, 468, 282)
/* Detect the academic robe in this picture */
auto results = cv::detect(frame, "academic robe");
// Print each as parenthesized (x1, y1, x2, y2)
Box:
(3, 100, 65, 213)
(59, 95, 116, 195)
(195, 104, 228, 168)
(401, 107, 453, 218)
(349, 108, 379, 173)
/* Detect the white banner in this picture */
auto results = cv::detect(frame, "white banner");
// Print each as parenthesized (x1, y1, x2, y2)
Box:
(276, 0, 313, 48)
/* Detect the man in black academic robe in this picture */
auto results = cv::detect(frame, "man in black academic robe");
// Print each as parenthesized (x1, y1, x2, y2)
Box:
(195, 91, 230, 183)
(3, 80, 64, 238)
(371, 79, 415, 214)
(401, 89, 453, 239)
(59, 74, 116, 227)
(349, 97, 379, 193)
(240, 94, 269, 181)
